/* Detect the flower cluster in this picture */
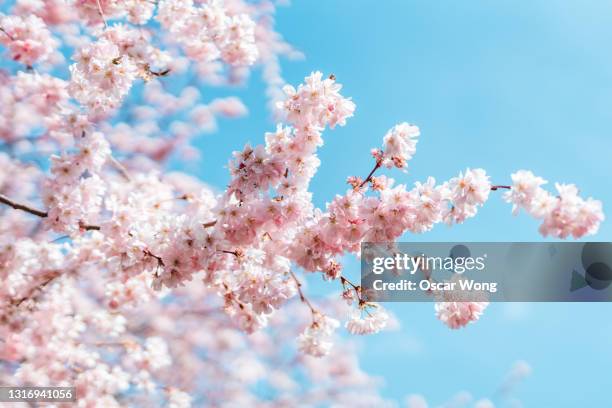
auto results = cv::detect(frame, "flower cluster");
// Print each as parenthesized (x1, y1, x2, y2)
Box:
(72, 0, 155, 26)
(41, 131, 110, 233)
(124, 0, 156, 25)
(0, 14, 58, 66)
(68, 23, 173, 115)
(66, 1, 264, 115)
(0, 72, 70, 144)
(13, 0, 77, 25)
(345, 305, 390, 335)
(297, 313, 340, 357)
(445, 168, 491, 223)
(378, 122, 420, 169)
(504, 170, 604, 239)
(277, 71, 356, 130)
(69, 38, 139, 114)
(435, 301, 489, 329)
(157, 0, 258, 66)
(290, 165, 492, 275)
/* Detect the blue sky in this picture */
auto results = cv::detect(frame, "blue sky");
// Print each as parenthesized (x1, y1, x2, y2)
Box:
(182, 1, 612, 406)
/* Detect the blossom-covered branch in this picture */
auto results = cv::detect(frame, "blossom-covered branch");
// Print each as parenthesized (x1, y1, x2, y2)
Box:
(0, 193, 101, 230)
(0, 0, 604, 406)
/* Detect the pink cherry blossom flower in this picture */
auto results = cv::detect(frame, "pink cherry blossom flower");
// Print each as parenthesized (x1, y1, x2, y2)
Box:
(157, 0, 258, 66)
(297, 314, 340, 357)
(503, 170, 548, 214)
(448, 168, 491, 207)
(345, 304, 389, 335)
(381, 122, 420, 169)
(539, 183, 604, 239)
(125, 0, 156, 25)
(435, 301, 489, 329)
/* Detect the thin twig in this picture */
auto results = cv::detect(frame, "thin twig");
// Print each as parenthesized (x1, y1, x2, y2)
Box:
(80, 221, 101, 231)
(150, 68, 171, 77)
(12, 272, 59, 308)
(95, 0, 108, 28)
(289, 270, 316, 315)
(340, 274, 359, 290)
(109, 156, 131, 181)
(0, 27, 14, 41)
(143, 250, 165, 267)
(340, 274, 364, 304)
(491, 185, 512, 191)
(219, 249, 240, 257)
(359, 162, 381, 188)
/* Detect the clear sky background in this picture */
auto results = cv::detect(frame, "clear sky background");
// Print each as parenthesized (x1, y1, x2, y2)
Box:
(176, 1, 612, 406)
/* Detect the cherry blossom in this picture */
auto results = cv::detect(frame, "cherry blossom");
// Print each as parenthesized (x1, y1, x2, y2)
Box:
(0, 14, 59, 66)
(503, 170, 548, 215)
(157, 0, 258, 66)
(381, 122, 420, 169)
(297, 313, 340, 357)
(503, 170, 604, 239)
(345, 304, 390, 335)
(0, 0, 605, 405)
(435, 301, 489, 329)
(13, 0, 77, 25)
(539, 183, 604, 239)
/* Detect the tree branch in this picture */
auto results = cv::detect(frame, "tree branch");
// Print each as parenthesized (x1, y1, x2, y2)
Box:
(0, 27, 14, 41)
(203, 220, 217, 228)
(80, 222, 101, 231)
(95, 0, 108, 28)
(109, 156, 132, 182)
(0, 194, 48, 218)
(289, 270, 317, 316)
(0, 193, 101, 230)
(359, 162, 382, 188)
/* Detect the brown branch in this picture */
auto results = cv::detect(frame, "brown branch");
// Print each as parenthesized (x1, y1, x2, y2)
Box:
(359, 162, 382, 188)
(340, 274, 365, 305)
(0, 194, 48, 218)
(150, 68, 171, 77)
(143, 250, 164, 267)
(219, 249, 241, 257)
(491, 185, 512, 191)
(340, 274, 360, 290)
(203, 220, 217, 228)
(80, 221, 101, 231)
